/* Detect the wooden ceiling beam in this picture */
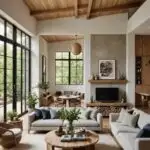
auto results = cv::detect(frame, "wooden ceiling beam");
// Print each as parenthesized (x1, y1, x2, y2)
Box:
(31, 4, 88, 16)
(74, 0, 78, 18)
(87, 0, 94, 19)
(30, 1, 143, 17)
(92, 1, 143, 14)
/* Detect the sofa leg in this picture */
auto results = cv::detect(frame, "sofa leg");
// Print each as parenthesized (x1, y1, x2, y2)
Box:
(28, 129, 30, 134)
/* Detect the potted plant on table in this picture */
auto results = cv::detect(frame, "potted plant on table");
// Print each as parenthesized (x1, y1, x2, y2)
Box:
(58, 108, 81, 136)
(27, 93, 38, 111)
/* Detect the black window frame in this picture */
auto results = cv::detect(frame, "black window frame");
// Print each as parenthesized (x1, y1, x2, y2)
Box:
(55, 52, 83, 85)
(0, 15, 31, 121)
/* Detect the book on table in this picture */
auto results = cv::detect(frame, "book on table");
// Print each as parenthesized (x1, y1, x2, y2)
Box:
(61, 134, 86, 142)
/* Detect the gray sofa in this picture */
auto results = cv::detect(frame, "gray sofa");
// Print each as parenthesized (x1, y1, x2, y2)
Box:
(109, 108, 150, 150)
(28, 107, 102, 133)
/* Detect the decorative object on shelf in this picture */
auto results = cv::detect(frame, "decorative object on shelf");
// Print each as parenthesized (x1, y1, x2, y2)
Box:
(99, 60, 115, 79)
(136, 56, 142, 85)
(91, 74, 95, 80)
(119, 72, 126, 80)
(121, 92, 127, 103)
(95, 74, 99, 80)
(58, 108, 81, 136)
(27, 93, 38, 110)
(90, 96, 94, 103)
(37, 81, 50, 92)
(7, 111, 18, 121)
(71, 35, 82, 55)
(55, 126, 65, 137)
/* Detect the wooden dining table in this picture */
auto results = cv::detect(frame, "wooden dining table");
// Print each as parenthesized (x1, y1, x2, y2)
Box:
(58, 95, 80, 107)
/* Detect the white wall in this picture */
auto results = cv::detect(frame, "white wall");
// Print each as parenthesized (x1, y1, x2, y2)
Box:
(39, 37, 49, 82)
(127, 0, 150, 34)
(0, 0, 36, 35)
(126, 33, 135, 105)
(48, 40, 84, 94)
(37, 13, 128, 35)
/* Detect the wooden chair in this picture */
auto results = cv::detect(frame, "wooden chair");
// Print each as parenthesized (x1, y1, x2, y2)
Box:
(0, 122, 22, 148)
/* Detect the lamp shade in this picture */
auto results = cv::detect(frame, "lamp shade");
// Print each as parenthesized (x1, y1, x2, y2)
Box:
(71, 42, 82, 55)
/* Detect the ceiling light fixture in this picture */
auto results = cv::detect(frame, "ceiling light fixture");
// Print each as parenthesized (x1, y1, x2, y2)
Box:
(71, 35, 82, 55)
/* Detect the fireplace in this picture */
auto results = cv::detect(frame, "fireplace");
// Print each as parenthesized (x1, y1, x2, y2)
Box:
(96, 87, 119, 102)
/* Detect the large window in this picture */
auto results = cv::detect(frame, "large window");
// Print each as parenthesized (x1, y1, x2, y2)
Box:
(0, 16, 31, 121)
(55, 52, 83, 85)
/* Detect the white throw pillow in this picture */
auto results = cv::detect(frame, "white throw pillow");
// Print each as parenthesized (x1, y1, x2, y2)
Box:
(121, 112, 139, 127)
(116, 108, 126, 123)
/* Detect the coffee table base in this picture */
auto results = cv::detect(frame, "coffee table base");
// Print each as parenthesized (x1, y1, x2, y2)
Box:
(47, 144, 95, 150)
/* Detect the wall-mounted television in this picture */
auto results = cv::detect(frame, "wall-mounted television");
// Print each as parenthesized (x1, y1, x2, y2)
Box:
(96, 88, 119, 102)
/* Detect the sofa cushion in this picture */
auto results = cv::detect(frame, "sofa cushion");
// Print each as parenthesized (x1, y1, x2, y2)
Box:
(2, 128, 22, 136)
(79, 109, 92, 119)
(73, 119, 99, 127)
(90, 109, 98, 120)
(50, 108, 59, 119)
(110, 122, 140, 135)
(41, 109, 51, 119)
(136, 124, 150, 138)
(137, 111, 150, 129)
(116, 108, 126, 123)
(34, 109, 43, 120)
(116, 132, 137, 150)
(32, 119, 63, 127)
(122, 112, 139, 127)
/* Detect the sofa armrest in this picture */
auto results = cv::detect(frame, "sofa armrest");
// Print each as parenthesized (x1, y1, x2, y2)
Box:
(97, 113, 103, 130)
(28, 112, 36, 132)
(109, 113, 119, 123)
(135, 138, 150, 150)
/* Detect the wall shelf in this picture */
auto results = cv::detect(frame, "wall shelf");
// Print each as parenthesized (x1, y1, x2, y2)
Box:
(88, 79, 128, 84)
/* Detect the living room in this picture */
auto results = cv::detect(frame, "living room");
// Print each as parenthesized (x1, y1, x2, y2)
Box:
(0, 0, 150, 150)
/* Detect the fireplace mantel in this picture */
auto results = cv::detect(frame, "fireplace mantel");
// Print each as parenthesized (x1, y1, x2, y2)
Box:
(88, 79, 128, 84)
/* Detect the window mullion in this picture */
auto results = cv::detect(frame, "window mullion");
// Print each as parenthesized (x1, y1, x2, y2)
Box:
(69, 52, 71, 85)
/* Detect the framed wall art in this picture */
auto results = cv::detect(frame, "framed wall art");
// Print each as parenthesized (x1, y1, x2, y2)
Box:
(99, 60, 115, 79)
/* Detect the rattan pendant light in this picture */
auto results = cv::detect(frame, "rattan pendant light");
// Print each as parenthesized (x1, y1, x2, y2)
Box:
(71, 35, 82, 55)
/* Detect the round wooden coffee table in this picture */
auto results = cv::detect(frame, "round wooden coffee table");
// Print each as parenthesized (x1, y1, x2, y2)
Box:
(45, 130, 99, 150)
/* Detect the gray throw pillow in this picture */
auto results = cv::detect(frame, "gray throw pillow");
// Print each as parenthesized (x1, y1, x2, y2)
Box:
(116, 108, 126, 123)
(90, 109, 98, 120)
(50, 108, 58, 119)
(122, 112, 139, 127)
(80, 109, 92, 119)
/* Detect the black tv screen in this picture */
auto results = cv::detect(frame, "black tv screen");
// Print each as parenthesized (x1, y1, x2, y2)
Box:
(96, 88, 119, 101)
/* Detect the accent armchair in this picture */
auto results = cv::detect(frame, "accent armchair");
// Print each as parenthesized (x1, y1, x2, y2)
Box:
(0, 122, 22, 148)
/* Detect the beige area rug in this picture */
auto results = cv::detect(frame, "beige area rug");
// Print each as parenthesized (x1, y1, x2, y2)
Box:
(0, 133, 121, 150)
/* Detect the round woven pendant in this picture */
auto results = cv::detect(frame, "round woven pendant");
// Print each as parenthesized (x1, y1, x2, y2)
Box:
(71, 42, 82, 55)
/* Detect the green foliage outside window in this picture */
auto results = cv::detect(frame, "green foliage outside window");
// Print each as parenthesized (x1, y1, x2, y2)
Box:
(55, 52, 83, 85)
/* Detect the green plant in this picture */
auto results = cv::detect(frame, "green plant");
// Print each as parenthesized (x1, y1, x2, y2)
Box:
(37, 81, 50, 92)
(7, 111, 18, 121)
(27, 93, 38, 109)
(58, 108, 81, 135)
(119, 72, 126, 80)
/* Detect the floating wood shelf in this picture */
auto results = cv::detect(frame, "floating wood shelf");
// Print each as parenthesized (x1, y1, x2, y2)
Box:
(88, 79, 128, 84)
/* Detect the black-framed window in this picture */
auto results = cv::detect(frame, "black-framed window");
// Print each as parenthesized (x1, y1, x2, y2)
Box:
(55, 52, 83, 85)
(0, 16, 31, 121)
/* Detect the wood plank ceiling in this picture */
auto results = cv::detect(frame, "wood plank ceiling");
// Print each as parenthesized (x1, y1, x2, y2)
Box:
(24, 0, 145, 20)
(42, 35, 84, 43)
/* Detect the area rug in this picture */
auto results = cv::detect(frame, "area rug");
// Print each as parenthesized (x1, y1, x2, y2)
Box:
(0, 133, 121, 150)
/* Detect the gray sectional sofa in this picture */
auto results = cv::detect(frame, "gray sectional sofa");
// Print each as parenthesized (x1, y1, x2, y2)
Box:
(28, 107, 102, 133)
(109, 108, 150, 150)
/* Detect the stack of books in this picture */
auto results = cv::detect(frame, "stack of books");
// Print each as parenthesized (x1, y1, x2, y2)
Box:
(61, 134, 86, 142)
